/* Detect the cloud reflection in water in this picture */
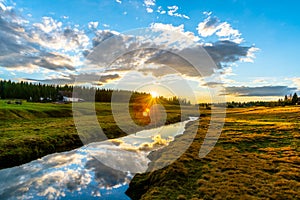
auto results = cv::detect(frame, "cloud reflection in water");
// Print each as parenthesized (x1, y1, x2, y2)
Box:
(0, 118, 196, 199)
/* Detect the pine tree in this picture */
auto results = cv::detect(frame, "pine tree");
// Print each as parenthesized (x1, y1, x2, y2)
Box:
(292, 93, 298, 105)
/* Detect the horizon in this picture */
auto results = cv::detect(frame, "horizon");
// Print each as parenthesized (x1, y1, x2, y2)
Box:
(1, 79, 299, 104)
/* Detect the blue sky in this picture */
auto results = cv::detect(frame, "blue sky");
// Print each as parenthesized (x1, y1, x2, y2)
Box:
(0, 0, 299, 102)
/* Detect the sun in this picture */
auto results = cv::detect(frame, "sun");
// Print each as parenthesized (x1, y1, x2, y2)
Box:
(150, 91, 159, 98)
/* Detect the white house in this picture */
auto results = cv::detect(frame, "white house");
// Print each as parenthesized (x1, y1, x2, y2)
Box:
(63, 96, 84, 102)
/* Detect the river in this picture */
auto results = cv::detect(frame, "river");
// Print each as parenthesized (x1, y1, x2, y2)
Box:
(0, 117, 197, 200)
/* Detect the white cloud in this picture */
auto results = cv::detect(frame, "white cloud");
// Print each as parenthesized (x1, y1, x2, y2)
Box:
(157, 6, 166, 14)
(33, 17, 62, 33)
(0, 0, 11, 11)
(197, 16, 219, 37)
(167, 5, 190, 19)
(115, 0, 122, 4)
(0, 5, 88, 72)
(150, 23, 200, 44)
(144, 0, 156, 13)
(144, 0, 155, 7)
(88, 21, 99, 30)
(31, 17, 90, 52)
(197, 13, 243, 44)
(216, 22, 242, 43)
(146, 7, 153, 13)
(290, 77, 300, 90)
(239, 46, 259, 62)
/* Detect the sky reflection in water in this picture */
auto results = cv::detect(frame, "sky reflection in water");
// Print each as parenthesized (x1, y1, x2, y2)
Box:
(0, 117, 197, 199)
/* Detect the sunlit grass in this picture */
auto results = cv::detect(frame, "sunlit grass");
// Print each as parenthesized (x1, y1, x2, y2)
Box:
(127, 106, 300, 200)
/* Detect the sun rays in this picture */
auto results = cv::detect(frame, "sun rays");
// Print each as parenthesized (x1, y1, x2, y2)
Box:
(150, 91, 159, 98)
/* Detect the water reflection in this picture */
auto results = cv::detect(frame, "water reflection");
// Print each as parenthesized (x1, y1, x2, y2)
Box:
(0, 117, 197, 199)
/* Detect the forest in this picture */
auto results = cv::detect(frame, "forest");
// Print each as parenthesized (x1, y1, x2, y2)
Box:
(0, 80, 191, 105)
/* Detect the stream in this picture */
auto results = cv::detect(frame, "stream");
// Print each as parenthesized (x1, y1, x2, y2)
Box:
(0, 117, 197, 200)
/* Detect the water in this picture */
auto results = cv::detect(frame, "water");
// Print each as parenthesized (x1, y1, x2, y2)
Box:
(0, 117, 197, 200)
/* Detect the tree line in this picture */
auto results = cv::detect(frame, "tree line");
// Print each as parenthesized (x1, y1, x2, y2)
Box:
(0, 80, 191, 105)
(225, 93, 299, 108)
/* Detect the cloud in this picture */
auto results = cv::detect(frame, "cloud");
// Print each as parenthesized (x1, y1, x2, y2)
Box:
(0, 1, 5, 10)
(197, 13, 243, 44)
(290, 77, 300, 90)
(223, 86, 297, 97)
(157, 6, 166, 14)
(88, 21, 99, 30)
(33, 17, 62, 33)
(115, 0, 122, 4)
(0, 4, 32, 56)
(86, 24, 256, 80)
(155, 5, 189, 19)
(31, 17, 90, 51)
(197, 15, 219, 37)
(239, 47, 259, 63)
(202, 82, 224, 88)
(34, 52, 75, 70)
(0, 2, 256, 89)
(26, 73, 120, 85)
(146, 7, 153, 13)
(87, 27, 217, 78)
(144, 0, 155, 7)
(203, 40, 252, 68)
(91, 29, 119, 47)
(144, 0, 155, 13)
(142, 47, 215, 77)
(0, 4, 88, 71)
(167, 5, 190, 19)
(150, 23, 199, 43)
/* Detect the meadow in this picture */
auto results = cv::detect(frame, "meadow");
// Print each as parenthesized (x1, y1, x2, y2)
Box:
(0, 100, 197, 169)
(126, 106, 300, 200)
(1, 100, 299, 199)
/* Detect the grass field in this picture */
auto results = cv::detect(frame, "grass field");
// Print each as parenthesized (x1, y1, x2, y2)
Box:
(0, 100, 198, 169)
(126, 106, 300, 200)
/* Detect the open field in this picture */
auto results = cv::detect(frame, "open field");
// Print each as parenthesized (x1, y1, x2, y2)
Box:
(126, 106, 300, 200)
(0, 100, 197, 169)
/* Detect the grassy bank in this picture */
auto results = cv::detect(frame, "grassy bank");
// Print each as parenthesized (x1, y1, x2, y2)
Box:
(0, 100, 198, 169)
(126, 106, 300, 199)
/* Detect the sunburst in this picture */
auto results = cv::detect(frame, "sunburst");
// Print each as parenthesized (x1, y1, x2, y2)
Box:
(150, 91, 159, 98)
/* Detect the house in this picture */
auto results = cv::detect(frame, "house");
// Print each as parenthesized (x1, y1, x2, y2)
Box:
(63, 96, 84, 102)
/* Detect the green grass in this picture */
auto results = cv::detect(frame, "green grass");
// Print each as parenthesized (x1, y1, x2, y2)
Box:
(0, 100, 198, 169)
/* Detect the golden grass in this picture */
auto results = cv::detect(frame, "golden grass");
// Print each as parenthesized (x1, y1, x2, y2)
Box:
(126, 106, 300, 200)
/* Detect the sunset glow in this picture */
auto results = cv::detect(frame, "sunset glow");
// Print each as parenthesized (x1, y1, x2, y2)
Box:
(150, 91, 159, 98)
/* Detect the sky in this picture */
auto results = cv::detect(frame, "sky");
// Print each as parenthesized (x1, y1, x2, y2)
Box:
(0, 0, 300, 103)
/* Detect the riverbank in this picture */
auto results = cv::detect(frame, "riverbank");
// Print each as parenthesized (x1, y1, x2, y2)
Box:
(0, 100, 198, 169)
(0, 115, 198, 199)
(126, 106, 300, 199)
